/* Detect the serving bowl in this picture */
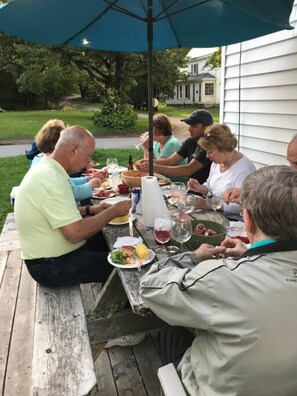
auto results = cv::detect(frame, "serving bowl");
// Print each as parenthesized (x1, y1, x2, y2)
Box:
(121, 170, 149, 187)
(187, 219, 227, 250)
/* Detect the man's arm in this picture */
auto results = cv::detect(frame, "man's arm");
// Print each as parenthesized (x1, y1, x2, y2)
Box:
(60, 200, 131, 244)
(152, 158, 205, 178)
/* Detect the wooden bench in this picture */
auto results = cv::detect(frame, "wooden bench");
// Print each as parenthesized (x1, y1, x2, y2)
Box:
(0, 213, 97, 395)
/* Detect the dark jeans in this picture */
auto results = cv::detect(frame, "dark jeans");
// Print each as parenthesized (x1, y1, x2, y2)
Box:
(157, 325, 195, 368)
(25, 231, 113, 287)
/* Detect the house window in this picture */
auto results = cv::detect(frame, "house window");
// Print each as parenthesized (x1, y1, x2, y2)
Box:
(205, 83, 214, 95)
(191, 63, 199, 75)
(185, 84, 190, 99)
(179, 85, 183, 99)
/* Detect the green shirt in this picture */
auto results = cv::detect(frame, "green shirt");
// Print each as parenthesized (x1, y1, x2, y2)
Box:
(15, 156, 85, 260)
(153, 135, 187, 183)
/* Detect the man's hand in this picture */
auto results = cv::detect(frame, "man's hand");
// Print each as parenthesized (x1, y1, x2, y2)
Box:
(135, 159, 149, 172)
(112, 199, 131, 218)
(224, 188, 241, 204)
(221, 237, 247, 257)
(195, 243, 226, 260)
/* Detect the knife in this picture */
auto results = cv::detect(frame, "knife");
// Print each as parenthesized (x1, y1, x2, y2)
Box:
(129, 210, 133, 237)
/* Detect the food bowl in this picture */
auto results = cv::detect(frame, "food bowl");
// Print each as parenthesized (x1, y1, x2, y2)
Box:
(121, 170, 149, 187)
(187, 219, 227, 250)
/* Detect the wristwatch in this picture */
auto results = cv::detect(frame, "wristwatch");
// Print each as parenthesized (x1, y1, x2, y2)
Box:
(85, 204, 93, 216)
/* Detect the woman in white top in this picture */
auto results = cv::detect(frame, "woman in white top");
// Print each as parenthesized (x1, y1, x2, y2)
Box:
(188, 123, 256, 218)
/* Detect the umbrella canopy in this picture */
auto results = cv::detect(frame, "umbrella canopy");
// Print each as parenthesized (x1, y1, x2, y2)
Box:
(0, 0, 294, 174)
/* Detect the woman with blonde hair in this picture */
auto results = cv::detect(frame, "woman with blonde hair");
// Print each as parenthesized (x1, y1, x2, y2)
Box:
(188, 123, 256, 217)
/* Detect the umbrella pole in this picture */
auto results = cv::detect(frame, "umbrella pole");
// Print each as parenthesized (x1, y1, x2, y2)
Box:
(147, 0, 154, 176)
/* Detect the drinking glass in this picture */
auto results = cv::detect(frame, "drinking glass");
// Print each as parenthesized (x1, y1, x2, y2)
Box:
(177, 194, 197, 214)
(106, 158, 118, 172)
(171, 215, 192, 252)
(170, 182, 187, 205)
(206, 190, 224, 220)
(134, 131, 149, 150)
(153, 217, 172, 253)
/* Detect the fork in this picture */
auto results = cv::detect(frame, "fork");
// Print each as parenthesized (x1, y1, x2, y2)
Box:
(129, 210, 133, 237)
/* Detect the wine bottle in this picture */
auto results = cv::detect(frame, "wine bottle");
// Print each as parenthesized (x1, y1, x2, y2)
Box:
(128, 155, 133, 170)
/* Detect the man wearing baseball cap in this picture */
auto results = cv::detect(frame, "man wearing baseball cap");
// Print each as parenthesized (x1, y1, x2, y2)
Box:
(136, 109, 213, 183)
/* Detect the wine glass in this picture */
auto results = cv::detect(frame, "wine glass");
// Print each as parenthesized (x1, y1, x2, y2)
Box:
(171, 214, 192, 252)
(177, 194, 197, 214)
(153, 217, 172, 253)
(170, 182, 187, 205)
(106, 158, 118, 172)
(134, 131, 149, 150)
(206, 190, 224, 220)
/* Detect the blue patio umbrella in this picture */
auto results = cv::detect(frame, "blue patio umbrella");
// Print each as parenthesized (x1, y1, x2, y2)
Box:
(0, 0, 294, 174)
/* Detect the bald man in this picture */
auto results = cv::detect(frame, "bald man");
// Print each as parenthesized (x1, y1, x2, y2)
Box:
(15, 125, 131, 287)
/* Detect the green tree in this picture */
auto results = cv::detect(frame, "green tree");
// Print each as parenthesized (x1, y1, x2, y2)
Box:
(203, 47, 221, 70)
(0, 34, 76, 108)
(129, 48, 189, 108)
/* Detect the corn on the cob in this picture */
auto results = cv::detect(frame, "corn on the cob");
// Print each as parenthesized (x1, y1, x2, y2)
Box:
(136, 243, 150, 260)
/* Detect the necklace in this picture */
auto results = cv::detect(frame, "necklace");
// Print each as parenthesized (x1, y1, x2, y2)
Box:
(220, 151, 241, 172)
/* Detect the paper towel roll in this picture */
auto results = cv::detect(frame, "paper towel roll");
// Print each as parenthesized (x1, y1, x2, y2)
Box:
(141, 176, 170, 227)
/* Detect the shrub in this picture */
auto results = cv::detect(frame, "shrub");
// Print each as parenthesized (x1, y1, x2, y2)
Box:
(92, 101, 137, 130)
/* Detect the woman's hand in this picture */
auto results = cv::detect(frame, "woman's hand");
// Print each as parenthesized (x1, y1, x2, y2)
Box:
(140, 132, 149, 149)
(187, 178, 202, 192)
(195, 197, 209, 210)
(224, 188, 241, 204)
(88, 177, 102, 188)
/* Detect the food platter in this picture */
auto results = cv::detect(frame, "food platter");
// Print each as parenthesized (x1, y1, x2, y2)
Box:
(92, 190, 116, 200)
(109, 215, 135, 225)
(107, 249, 155, 269)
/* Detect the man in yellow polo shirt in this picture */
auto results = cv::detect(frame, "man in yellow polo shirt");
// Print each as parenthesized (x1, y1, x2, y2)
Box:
(15, 125, 131, 286)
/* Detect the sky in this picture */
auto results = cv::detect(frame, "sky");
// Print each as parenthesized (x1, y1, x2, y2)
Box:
(187, 47, 218, 58)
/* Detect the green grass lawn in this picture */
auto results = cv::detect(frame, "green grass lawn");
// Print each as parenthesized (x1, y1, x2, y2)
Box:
(0, 109, 149, 140)
(0, 104, 219, 141)
(0, 148, 144, 231)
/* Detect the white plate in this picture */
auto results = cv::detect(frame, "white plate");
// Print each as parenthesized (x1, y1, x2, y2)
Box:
(92, 192, 116, 200)
(104, 196, 130, 204)
(109, 215, 135, 225)
(107, 249, 155, 269)
(159, 179, 171, 186)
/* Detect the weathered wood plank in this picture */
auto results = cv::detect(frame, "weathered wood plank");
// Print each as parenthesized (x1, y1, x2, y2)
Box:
(133, 335, 163, 396)
(80, 283, 96, 315)
(87, 309, 164, 345)
(4, 263, 36, 396)
(109, 346, 147, 396)
(0, 250, 22, 395)
(0, 251, 8, 285)
(0, 213, 21, 252)
(93, 350, 117, 396)
(90, 269, 127, 318)
(32, 285, 97, 396)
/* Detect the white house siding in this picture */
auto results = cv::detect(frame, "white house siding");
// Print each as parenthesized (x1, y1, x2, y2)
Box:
(220, 1, 297, 168)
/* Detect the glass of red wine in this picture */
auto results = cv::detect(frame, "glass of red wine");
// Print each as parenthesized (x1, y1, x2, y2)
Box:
(153, 217, 172, 253)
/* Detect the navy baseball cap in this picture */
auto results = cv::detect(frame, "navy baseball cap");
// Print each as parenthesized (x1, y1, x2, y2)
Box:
(181, 110, 213, 126)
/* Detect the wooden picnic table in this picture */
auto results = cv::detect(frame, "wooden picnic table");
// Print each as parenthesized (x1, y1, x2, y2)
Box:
(87, 198, 229, 345)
